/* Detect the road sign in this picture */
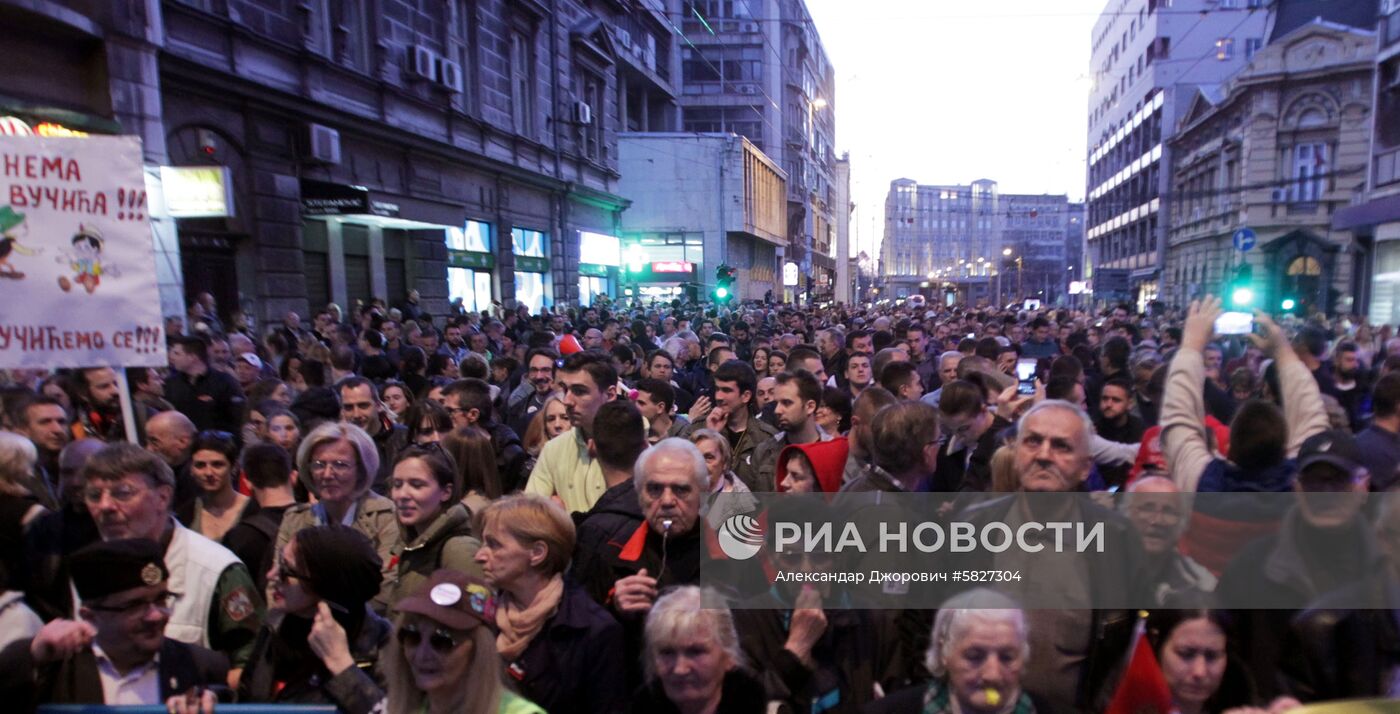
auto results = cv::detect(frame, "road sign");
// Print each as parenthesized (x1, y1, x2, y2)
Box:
(1232, 228, 1257, 252)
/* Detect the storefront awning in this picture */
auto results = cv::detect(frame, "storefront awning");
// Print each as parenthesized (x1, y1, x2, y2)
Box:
(1334, 194, 1400, 231)
(300, 178, 464, 226)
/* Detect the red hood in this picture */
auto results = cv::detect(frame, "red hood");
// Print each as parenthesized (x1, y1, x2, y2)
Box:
(777, 437, 850, 493)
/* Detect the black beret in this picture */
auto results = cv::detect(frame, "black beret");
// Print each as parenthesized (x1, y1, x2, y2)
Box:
(70, 538, 167, 602)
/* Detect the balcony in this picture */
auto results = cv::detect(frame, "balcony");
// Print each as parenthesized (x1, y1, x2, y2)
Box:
(611, 15, 670, 85)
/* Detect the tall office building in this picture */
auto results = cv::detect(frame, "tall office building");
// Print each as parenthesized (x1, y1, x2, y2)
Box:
(678, 0, 839, 300)
(1085, 0, 1267, 308)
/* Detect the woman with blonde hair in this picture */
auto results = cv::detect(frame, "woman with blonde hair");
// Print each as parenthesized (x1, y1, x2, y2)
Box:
(381, 570, 544, 714)
(440, 425, 502, 516)
(474, 494, 625, 714)
(520, 393, 569, 476)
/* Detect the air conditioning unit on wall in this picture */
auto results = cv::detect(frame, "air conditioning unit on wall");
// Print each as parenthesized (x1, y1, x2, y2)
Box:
(307, 124, 341, 165)
(407, 45, 438, 82)
(573, 101, 593, 125)
(438, 58, 464, 93)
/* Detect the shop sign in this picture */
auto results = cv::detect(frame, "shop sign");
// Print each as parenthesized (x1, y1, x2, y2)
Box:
(300, 179, 400, 218)
(783, 262, 800, 287)
(516, 256, 550, 273)
(651, 261, 694, 274)
(448, 251, 494, 270)
(161, 166, 234, 218)
(579, 263, 610, 277)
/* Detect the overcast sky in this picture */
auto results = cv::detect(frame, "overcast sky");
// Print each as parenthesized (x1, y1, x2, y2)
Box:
(802, 0, 1107, 258)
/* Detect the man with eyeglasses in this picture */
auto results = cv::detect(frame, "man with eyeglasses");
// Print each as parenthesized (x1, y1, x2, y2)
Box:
(77, 442, 263, 688)
(506, 348, 560, 436)
(0, 538, 227, 709)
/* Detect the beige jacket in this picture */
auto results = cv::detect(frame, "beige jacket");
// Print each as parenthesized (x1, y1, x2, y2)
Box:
(272, 492, 402, 613)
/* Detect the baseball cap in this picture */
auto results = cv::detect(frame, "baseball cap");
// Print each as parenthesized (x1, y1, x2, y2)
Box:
(396, 570, 497, 631)
(235, 352, 262, 369)
(1296, 429, 1364, 477)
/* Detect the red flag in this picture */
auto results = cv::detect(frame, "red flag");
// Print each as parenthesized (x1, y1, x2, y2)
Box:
(1106, 619, 1174, 714)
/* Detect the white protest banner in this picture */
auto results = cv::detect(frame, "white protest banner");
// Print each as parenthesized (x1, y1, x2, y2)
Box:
(0, 135, 166, 368)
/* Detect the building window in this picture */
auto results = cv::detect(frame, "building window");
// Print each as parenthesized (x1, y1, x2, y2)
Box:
(681, 46, 764, 86)
(1291, 143, 1329, 202)
(448, 220, 492, 253)
(515, 271, 551, 311)
(683, 106, 763, 147)
(1215, 38, 1234, 60)
(330, 0, 370, 70)
(510, 29, 534, 137)
(512, 227, 548, 258)
(573, 65, 605, 162)
(1245, 38, 1262, 59)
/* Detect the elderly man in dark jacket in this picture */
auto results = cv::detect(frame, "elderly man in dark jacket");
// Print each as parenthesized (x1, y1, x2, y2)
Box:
(0, 539, 228, 709)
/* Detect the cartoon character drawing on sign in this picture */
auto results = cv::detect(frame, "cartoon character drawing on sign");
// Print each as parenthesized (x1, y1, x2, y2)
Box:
(0, 205, 42, 279)
(56, 224, 119, 294)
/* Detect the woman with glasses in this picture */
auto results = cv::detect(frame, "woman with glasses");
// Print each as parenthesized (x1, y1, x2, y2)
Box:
(441, 426, 502, 515)
(386, 446, 483, 611)
(473, 495, 625, 714)
(382, 569, 545, 714)
(190, 430, 259, 542)
(275, 423, 400, 613)
(238, 525, 388, 713)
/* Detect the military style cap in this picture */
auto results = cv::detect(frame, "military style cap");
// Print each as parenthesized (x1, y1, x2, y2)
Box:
(70, 538, 168, 602)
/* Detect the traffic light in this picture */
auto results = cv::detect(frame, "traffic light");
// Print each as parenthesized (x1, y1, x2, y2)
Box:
(1280, 295, 1298, 313)
(1228, 264, 1254, 310)
(714, 264, 736, 304)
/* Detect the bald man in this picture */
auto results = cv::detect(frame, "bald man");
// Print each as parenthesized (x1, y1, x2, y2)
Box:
(144, 410, 200, 522)
(1123, 476, 1216, 606)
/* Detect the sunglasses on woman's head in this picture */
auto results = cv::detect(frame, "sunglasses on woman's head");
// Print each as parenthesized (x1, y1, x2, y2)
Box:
(398, 623, 461, 653)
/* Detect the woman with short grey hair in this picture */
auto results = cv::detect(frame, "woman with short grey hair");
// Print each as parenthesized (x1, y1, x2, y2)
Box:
(632, 586, 766, 712)
(870, 589, 1039, 714)
(274, 422, 399, 612)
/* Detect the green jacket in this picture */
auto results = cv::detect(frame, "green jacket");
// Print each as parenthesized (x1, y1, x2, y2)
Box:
(682, 415, 779, 491)
(387, 503, 483, 611)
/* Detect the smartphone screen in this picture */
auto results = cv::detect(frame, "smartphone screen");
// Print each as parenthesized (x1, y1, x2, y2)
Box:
(1215, 311, 1253, 336)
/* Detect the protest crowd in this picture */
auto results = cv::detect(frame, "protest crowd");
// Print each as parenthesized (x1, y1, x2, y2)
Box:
(2, 289, 1399, 714)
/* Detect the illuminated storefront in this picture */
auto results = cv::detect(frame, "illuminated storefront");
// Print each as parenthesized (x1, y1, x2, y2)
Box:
(578, 231, 621, 306)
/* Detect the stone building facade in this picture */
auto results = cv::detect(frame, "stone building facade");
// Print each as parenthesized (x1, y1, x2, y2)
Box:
(1165, 20, 1376, 313)
(1, 0, 676, 325)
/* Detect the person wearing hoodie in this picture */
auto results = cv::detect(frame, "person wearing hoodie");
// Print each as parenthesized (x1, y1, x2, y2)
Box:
(274, 423, 400, 614)
(385, 447, 483, 612)
(775, 437, 849, 494)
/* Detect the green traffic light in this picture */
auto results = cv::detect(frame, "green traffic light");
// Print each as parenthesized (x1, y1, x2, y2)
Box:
(1231, 287, 1254, 307)
(1281, 298, 1296, 311)
(715, 287, 729, 299)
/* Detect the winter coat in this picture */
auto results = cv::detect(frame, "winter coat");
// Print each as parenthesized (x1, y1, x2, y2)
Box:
(681, 416, 779, 491)
(237, 608, 389, 714)
(274, 493, 401, 614)
(629, 668, 768, 714)
(507, 578, 628, 714)
(387, 503, 482, 611)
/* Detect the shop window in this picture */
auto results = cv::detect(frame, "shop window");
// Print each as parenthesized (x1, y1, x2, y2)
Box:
(579, 276, 609, 307)
(513, 227, 548, 257)
(448, 220, 493, 252)
(515, 271, 551, 312)
(448, 267, 493, 315)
